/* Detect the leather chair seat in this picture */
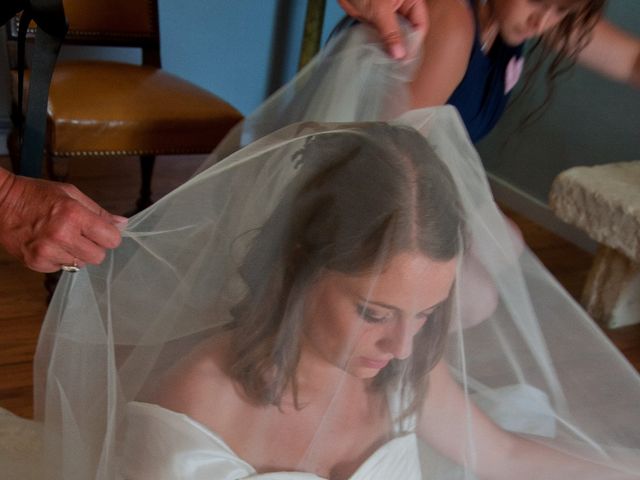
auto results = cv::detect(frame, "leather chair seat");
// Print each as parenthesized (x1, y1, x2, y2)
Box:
(13, 60, 242, 156)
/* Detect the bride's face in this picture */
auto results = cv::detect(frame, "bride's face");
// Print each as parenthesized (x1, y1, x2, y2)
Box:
(301, 251, 457, 379)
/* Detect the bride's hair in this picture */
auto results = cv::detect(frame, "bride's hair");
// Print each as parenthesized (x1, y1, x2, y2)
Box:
(228, 123, 466, 415)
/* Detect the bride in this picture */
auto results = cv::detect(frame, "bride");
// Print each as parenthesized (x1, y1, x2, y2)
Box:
(3, 19, 640, 480)
(125, 122, 463, 479)
(120, 121, 638, 480)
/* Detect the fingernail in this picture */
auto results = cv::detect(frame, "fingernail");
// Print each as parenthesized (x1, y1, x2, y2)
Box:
(390, 43, 405, 59)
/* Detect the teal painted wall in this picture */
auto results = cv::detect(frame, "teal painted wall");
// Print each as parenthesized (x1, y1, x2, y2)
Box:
(156, 0, 344, 115)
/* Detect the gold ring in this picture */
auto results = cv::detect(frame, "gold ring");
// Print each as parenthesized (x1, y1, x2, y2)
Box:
(61, 259, 80, 273)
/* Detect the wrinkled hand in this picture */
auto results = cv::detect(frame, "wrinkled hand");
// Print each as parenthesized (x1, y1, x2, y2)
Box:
(0, 170, 127, 273)
(338, 0, 429, 58)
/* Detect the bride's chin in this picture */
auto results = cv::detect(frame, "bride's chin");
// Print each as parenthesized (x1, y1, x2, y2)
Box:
(352, 369, 381, 380)
(344, 362, 385, 380)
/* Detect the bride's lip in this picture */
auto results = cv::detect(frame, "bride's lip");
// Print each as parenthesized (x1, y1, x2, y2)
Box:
(359, 357, 391, 369)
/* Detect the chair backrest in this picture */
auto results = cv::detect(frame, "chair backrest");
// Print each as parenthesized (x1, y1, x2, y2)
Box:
(8, 0, 160, 66)
(62, 0, 159, 49)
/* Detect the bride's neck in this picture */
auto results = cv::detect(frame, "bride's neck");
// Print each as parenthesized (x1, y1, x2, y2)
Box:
(294, 338, 370, 401)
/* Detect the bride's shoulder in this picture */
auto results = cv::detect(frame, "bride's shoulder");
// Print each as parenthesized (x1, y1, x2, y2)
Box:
(153, 334, 236, 420)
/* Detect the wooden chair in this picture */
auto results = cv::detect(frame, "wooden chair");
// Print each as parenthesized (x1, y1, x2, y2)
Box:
(6, 0, 242, 211)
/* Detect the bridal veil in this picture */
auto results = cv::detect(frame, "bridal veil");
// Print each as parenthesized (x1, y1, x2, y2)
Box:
(7, 22, 640, 480)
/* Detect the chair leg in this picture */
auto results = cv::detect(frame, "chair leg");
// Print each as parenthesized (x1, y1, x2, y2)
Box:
(45, 151, 68, 181)
(7, 129, 20, 173)
(136, 154, 156, 212)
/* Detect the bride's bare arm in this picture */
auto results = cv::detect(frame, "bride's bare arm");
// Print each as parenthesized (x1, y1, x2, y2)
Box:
(418, 360, 638, 479)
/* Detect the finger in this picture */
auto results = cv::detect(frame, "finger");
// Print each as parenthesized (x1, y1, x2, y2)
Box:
(111, 215, 129, 229)
(61, 233, 107, 266)
(370, 10, 407, 59)
(23, 240, 81, 273)
(26, 257, 67, 274)
(78, 210, 123, 250)
(62, 184, 128, 227)
(58, 254, 86, 271)
(33, 232, 94, 269)
(337, 0, 362, 19)
(398, 0, 429, 33)
(54, 191, 121, 250)
(61, 184, 103, 214)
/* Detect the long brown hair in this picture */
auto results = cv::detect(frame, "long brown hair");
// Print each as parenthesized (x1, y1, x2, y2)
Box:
(227, 123, 466, 419)
(514, 0, 605, 128)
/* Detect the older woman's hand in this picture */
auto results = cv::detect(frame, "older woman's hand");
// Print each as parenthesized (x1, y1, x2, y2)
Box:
(338, 0, 428, 58)
(0, 168, 127, 272)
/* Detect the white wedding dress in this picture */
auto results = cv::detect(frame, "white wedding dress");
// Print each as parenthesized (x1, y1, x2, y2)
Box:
(121, 402, 422, 480)
(120, 382, 557, 480)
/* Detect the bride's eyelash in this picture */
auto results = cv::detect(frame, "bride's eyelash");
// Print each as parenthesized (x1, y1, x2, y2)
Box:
(356, 304, 438, 324)
(356, 304, 390, 324)
(421, 305, 441, 319)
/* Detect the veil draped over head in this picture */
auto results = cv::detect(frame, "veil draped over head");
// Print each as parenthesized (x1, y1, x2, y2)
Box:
(4, 22, 640, 480)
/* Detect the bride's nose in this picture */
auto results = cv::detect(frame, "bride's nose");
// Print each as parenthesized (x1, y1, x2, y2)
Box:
(379, 320, 414, 360)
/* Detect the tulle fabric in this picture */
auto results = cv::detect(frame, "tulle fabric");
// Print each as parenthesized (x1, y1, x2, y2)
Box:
(195, 22, 422, 171)
(2, 22, 639, 480)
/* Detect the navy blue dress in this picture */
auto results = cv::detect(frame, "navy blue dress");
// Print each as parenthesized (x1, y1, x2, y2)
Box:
(448, 2, 524, 142)
(329, 8, 525, 143)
